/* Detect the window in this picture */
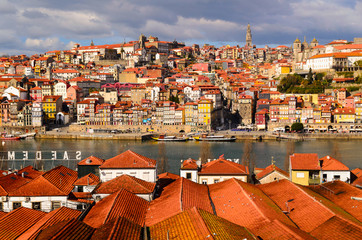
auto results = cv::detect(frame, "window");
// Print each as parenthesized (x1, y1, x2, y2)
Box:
(51, 201, 61, 210)
(186, 173, 192, 179)
(334, 175, 340, 180)
(0, 202, 2, 211)
(13, 202, 21, 210)
(202, 180, 207, 185)
(32, 202, 41, 210)
(214, 179, 219, 183)
(78, 186, 84, 192)
(296, 172, 305, 178)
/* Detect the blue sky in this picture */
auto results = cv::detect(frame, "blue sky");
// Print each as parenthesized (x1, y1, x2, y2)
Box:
(0, 0, 361, 55)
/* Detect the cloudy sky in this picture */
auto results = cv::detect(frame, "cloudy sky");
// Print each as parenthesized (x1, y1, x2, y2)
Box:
(1, 0, 361, 55)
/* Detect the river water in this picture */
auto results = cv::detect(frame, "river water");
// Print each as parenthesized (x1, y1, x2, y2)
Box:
(0, 139, 361, 174)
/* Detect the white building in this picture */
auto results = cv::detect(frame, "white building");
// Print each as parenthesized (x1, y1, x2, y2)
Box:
(54, 81, 68, 100)
(319, 155, 350, 183)
(99, 150, 157, 182)
(31, 101, 43, 126)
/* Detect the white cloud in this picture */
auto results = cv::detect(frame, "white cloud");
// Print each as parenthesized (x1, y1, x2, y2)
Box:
(25, 37, 75, 52)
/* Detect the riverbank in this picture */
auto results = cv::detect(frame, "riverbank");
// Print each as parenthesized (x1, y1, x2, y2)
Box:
(34, 129, 362, 141)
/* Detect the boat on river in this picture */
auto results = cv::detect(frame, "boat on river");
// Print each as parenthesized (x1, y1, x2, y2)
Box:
(193, 134, 236, 142)
(18, 132, 36, 139)
(152, 134, 189, 142)
(1, 133, 21, 140)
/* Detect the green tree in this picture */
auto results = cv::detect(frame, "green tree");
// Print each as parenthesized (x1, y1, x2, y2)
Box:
(307, 68, 313, 84)
(291, 122, 304, 132)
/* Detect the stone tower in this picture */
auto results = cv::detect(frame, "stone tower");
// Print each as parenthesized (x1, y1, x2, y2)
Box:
(245, 24, 252, 47)
(310, 37, 319, 48)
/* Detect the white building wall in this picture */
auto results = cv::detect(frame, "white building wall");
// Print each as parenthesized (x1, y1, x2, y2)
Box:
(197, 175, 248, 185)
(321, 170, 350, 183)
(180, 169, 198, 183)
(99, 169, 156, 183)
(2, 196, 67, 212)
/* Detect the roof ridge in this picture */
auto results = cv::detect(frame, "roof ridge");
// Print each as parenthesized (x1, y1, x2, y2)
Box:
(270, 219, 305, 240)
(126, 175, 152, 192)
(104, 189, 126, 225)
(189, 207, 213, 237)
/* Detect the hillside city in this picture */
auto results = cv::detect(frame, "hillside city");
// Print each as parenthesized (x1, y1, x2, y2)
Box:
(1, 25, 362, 134)
(0, 25, 361, 239)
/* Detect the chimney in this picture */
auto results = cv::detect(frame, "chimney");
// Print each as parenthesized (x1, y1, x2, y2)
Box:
(196, 158, 201, 168)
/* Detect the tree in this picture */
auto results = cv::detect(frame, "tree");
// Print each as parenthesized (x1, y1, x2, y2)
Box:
(307, 68, 313, 84)
(291, 122, 304, 132)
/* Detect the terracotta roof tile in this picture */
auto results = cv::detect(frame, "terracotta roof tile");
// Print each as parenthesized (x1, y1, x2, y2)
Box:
(18, 166, 43, 179)
(100, 150, 156, 169)
(258, 180, 335, 232)
(73, 173, 100, 186)
(90, 216, 142, 240)
(310, 216, 362, 239)
(35, 219, 94, 240)
(290, 153, 320, 170)
(256, 164, 289, 180)
(352, 168, 362, 178)
(0, 173, 32, 195)
(83, 189, 149, 228)
(17, 207, 81, 240)
(209, 179, 296, 230)
(0, 207, 47, 240)
(181, 158, 198, 170)
(319, 155, 349, 171)
(95, 174, 156, 195)
(307, 180, 362, 222)
(199, 158, 249, 175)
(0, 211, 7, 220)
(146, 178, 214, 226)
(78, 156, 105, 166)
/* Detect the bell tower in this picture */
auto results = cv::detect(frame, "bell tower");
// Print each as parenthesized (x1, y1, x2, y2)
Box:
(245, 24, 252, 48)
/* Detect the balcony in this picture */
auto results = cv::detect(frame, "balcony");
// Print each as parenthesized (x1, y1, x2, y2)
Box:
(308, 177, 320, 185)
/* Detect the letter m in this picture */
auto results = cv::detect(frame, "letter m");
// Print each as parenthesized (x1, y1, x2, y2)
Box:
(8, 151, 15, 160)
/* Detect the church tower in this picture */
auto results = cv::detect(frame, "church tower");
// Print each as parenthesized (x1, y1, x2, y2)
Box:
(245, 24, 252, 47)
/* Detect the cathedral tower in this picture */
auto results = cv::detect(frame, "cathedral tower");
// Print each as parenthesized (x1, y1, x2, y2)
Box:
(245, 24, 252, 47)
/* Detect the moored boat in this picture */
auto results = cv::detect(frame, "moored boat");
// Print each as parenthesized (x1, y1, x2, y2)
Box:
(193, 134, 236, 142)
(152, 134, 189, 142)
(1, 133, 21, 140)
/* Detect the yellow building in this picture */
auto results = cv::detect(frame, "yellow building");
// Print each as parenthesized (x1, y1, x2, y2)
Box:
(289, 153, 320, 186)
(281, 65, 292, 74)
(197, 99, 213, 130)
(333, 108, 355, 123)
(42, 95, 62, 122)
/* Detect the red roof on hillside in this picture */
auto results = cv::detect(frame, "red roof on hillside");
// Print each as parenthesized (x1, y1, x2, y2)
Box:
(290, 153, 320, 170)
(310, 216, 362, 239)
(256, 164, 289, 179)
(94, 174, 155, 195)
(100, 150, 156, 169)
(181, 158, 198, 170)
(73, 173, 100, 186)
(319, 155, 349, 171)
(78, 156, 104, 166)
(199, 157, 249, 175)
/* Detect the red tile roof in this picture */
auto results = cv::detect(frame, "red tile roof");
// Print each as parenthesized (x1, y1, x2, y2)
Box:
(307, 180, 362, 222)
(352, 168, 362, 178)
(17, 166, 43, 179)
(90, 216, 142, 240)
(73, 173, 100, 186)
(319, 155, 349, 171)
(0, 207, 47, 240)
(290, 153, 320, 170)
(181, 158, 198, 170)
(94, 174, 156, 195)
(0, 173, 31, 195)
(17, 207, 81, 240)
(146, 177, 214, 226)
(199, 158, 249, 175)
(310, 216, 362, 239)
(209, 178, 296, 230)
(78, 156, 105, 166)
(256, 164, 289, 180)
(100, 150, 156, 169)
(0, 211, 7, 220)
(83, 189, 149, 228)
(258, 179, 335, 232)
(35, 219, 94, 240)
(9, 165, 77, 196)
(150, 207, 256, 240)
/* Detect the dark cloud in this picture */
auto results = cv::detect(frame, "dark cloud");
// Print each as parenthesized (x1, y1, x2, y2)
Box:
(0, 0, 361, 55)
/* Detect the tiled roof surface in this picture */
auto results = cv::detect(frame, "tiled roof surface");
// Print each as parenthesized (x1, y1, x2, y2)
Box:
(319, 155, 349, 171)
(290, 153, 320, 170)
(0, 211, 7, 220)
(146, 177, 214, 226)
(252, 219, 315, 240)
(181, 158, 198, 170)
(78, 155, 105, 166)
(352, 175, 362, 188)
(157, 172, 180, 180)
(83, 189, 149, 228)
(0, 173, 31, 195)
(18, 166, 43, 179)
(9, 166, 77, 196)
(17, 207, 81, 240)
(0, 207, 47, 240)
(209, 178, 295, 230)
(90, 216, 142, 240)
(95, 174, 155, 194)
(35, 219, 94, 240)
(256, 164, 289, 180)
(310, 216, 362, 240)
(307, 180, 362, 222)
(258, 180, 335, 232)
(199, 158, 249, 175)
(352, 168, 362, 178)
(100, 150, 156, 169)
(73, 173, 100, 186)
